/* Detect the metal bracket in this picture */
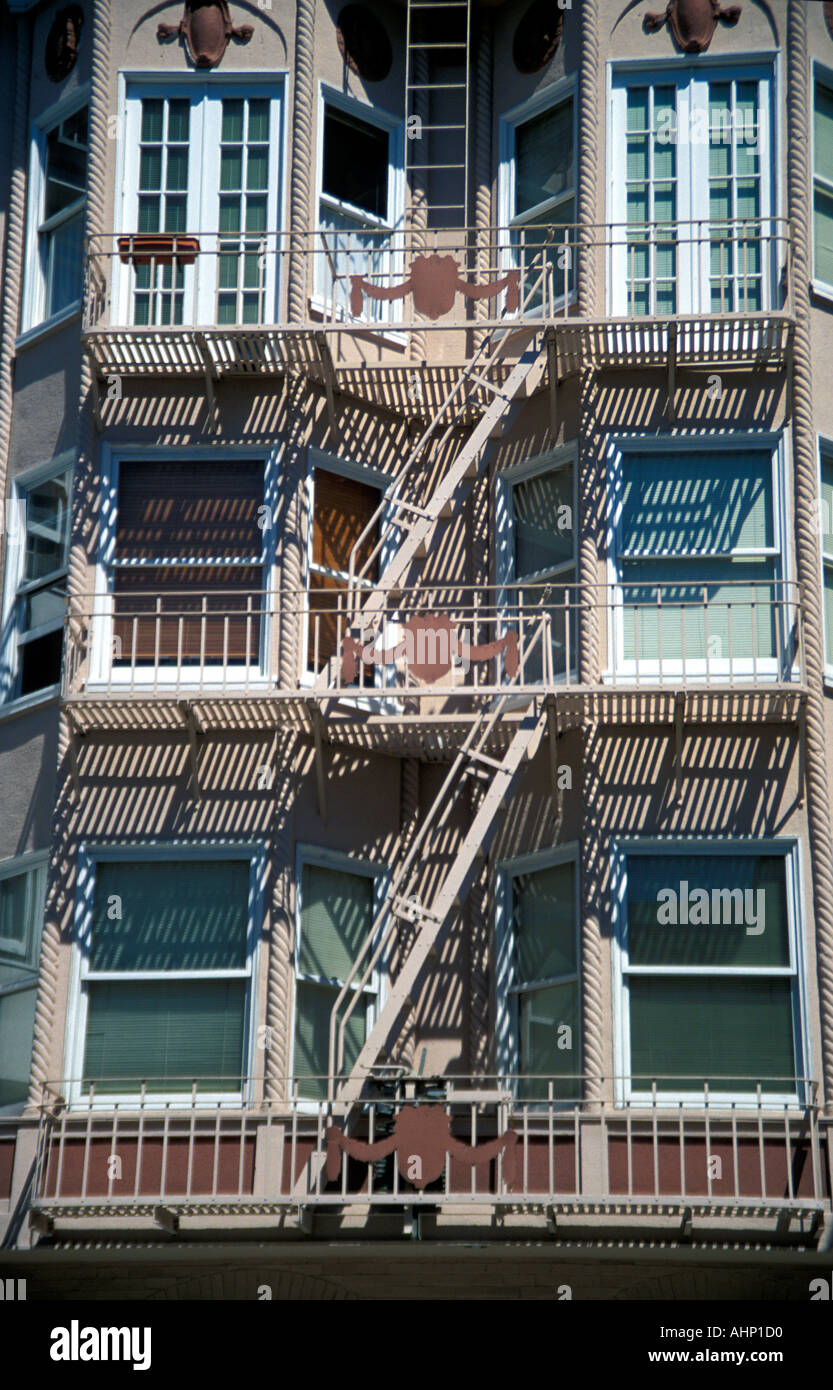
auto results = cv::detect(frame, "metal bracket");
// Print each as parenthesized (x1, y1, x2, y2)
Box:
(67, 717, 82, 798)
(306, 701, 328, 823)
(667, 321, 677, 424)
(194, 332, 220, 433)
(154, 1204, 180, 1233)
(89, 364, 103, 432)
(546, 695, 560, 802)
(673, 690, 685, 803)
(314, 331, 340, 443)
(797, 696, 807, 809)
(178, 701, 203, 802)
(545, 325, 558, 436)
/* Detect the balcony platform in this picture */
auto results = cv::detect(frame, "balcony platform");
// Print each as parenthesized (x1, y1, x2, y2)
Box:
(554, 312, 794, 377)
(62, 683, 807, 759)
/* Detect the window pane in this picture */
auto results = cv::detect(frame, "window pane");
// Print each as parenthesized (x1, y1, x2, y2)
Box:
(621, 555, 779, 661)
(312, 467, 380, 578)
(294, 980, 366, 1097)
(515, 99, 573, 215)
(0, 874, 29, 953)
(513, 466, 573, 577)
(322, 106, 388, 220)
(44, 111, 87, 219)
(814, 187, 833, 287)
(0, 986, 37, 1106)
(518, 981, 578, 1098)
(90, 860, 250, 972)
(115, 459, 264, 562)
(83, 979, 246, 1092)
(19, 629, 63, 695)
(822, 452, 833, 560)
(621, 451, 773, 555)
(299, 863, 373, 981)
(45, 208, 84, 316)
(815, 82, 833, 187)
(825, 563, 833, 664)
(626, 853, 790, 968)
(24, 472, 69, 580)
(629, 976, 796, 1092)
(513, 860, 576, 982)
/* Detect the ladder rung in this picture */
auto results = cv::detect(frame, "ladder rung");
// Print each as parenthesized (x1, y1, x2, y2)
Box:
(410, 124, 467, 132)
(408, 42, 469, 49)
(467, 371, 512, 399)
(466, 750, 508, 773)
(407, 82, 469, 91)
(406, 163, 467, 172)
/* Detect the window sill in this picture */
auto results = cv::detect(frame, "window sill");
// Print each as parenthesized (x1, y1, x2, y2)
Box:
(16, 303, 82, 352)
(0, 686, 60, 723)
(810, 281, 833, 311)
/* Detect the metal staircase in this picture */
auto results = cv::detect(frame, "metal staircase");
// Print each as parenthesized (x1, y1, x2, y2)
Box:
(329, 688, 547, 1108)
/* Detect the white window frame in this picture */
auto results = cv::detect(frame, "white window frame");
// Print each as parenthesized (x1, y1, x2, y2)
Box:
(0, 850, 48, 1116)
(812, 61, 833, 301)
(114, 72, 286, 328)
(89, 444, 278, 690)
(0, 452, 73, 708)
(607, 58, 777, 317)
(21, 86, 89, 338)
(496, 444, 578, 685)
(604, 432, 793, 684)
(498, 76, 577, 316)
(611, 837, 810, 1109)
(65, 842, 266, 1110)
(301, 448, 398, 692)
(290, 844, 390, 1109)
(313, 83, 405, 327)
(495, 844, 581, 1084)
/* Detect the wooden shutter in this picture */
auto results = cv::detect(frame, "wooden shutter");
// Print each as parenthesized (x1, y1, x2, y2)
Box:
(113, 460, 264, 665)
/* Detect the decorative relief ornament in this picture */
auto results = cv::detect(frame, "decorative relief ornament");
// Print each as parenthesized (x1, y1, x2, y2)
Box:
(157, 1, 254, 69)
(336, 5, 393, 83)
(513, 0, 564, 75)
(644, 0, 742, 54)
(45, 5, 84, 83)
(825, 3, 833, 42)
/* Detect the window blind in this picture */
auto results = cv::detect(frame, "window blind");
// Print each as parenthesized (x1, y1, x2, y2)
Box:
(91, 860, 249, 972)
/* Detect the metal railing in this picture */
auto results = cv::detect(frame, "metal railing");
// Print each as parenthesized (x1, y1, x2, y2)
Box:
(33, 1075, 825, 1215)
(82, 218, 791, 335)
(62, 580, 803, 700)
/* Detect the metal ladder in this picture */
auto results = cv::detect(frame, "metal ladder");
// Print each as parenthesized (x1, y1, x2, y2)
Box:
(405, 0, 472, 227)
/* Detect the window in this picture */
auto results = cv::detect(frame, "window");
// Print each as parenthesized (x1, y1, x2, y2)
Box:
(499, 850, 580, 1100)
(814, 77, 833, 291)
(70, 851, 260, 1102)
(24, 103, 88, 329)
(609, 443, 786, 676)
(117, 82, 283, 326)
(0, 854, 47, 1110)
(316, 93, 402, 320)
(610, 67, 773, 315)
(306, 465, 381, 672)
(506, 455, 576, 680)
(503, 91, 576, 307)
(821, 444, 833, 668)
(293, 855, 383, 1099)
(106, 457, 266, 679)
(613, 842, 806, 1103)
(5, 464, 71, 701)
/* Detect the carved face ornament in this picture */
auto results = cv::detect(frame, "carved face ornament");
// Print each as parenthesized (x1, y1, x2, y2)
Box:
(157, 0, 254, 69)
(644, 0, 742, 54)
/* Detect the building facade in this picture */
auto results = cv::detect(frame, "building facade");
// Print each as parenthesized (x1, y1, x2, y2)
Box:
(2, 0, 833, 1300)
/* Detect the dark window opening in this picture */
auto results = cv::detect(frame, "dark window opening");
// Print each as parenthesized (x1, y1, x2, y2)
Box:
(322, 106, 388, 220)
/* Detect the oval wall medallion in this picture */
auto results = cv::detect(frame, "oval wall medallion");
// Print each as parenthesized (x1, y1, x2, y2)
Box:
(45, 5, 84, 83)
(512, 0, 564, 75)
(157, 1, 254, 69)
(336, 5, 393, 83)
(644, 0, 742, 54)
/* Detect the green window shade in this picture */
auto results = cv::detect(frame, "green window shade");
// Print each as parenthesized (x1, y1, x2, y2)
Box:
(513, 468, 573, 577)
(515, 99, 573, 215)
(816, 190, 833, 288)
(621, 452, 773, 555)
(815, 82, 833, 187)
(518, 981, 578, 1099)
(622, 555, 779, 661)
(821, 453, 833, 561)
(83, 979, 246, 1093)
(629, 976, 796, 1092)
(626, 853, 790, 968)
(0, 986, 38, 1106)
(298, 863, 373, 981)
(294, 981, 366, 1098)
(513, 861, 576, 982)
(90, 860, 250, 972)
